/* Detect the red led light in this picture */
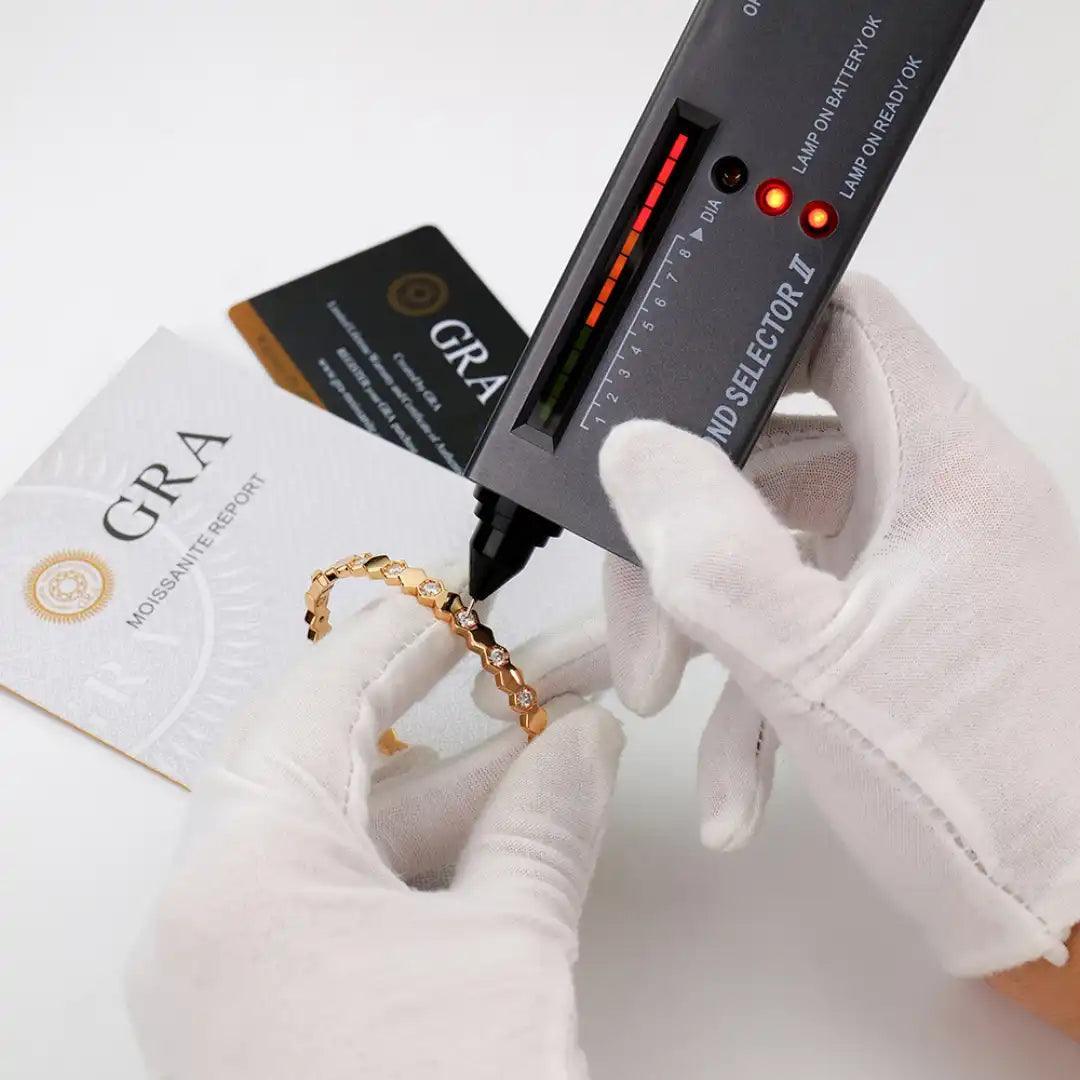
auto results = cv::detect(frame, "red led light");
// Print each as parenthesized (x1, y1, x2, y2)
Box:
(756, 179, 793, 216)
(800, 200, 839, 238)
(571, 130, 693, 346)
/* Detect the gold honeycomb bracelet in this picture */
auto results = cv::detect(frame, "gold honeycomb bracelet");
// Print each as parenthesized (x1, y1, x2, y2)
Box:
(305, 553, 547, 754)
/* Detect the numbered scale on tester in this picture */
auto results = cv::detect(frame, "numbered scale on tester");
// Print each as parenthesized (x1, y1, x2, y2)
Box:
(579, 227, 708, 435)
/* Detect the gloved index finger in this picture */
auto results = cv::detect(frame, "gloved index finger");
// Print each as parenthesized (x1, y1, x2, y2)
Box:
(223, 582, 465, 828)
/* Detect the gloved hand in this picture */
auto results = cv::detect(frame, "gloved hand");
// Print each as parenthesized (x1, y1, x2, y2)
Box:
(496, 276, 1080, 978)
(126, 585, 624, 1080)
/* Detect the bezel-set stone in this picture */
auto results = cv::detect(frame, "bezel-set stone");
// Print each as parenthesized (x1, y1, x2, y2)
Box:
(418, 579, 443, 598)
(383, 561, 407, 578)
(511, 688, 537, 711)
(455, 609, 479, 630)
(487, 646, 510, 668)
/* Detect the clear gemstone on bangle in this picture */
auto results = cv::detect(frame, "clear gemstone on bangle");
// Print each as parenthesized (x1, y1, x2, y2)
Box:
(455, 609, 479, 630)
(487, 646, 510, 668)
(418, 579, 442, 598)
(383, 561, 407, 578)
(511, 688, 537, 710)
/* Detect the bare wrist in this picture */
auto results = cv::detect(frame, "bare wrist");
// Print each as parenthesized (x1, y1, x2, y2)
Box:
(987, 926, 1080, 1040)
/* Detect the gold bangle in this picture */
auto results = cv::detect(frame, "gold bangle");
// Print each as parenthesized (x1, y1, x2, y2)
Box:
(305, 553, 548, 755)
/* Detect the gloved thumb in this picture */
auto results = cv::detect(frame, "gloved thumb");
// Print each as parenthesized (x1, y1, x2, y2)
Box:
(599, 420, 849, 681)
(453, 700, 624, 934)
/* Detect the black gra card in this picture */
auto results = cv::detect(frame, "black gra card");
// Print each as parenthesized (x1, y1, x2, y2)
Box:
(230, 226, 526, 475)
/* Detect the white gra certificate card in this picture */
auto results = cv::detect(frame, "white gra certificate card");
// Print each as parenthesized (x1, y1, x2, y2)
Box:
(0, 330, 479, 785)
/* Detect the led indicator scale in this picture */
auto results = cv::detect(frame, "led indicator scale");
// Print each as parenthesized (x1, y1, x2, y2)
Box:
(523, 115, 713, 444)
(583, 132, 689, 334)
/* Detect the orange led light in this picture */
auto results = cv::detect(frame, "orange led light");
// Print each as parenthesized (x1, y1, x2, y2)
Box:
(559, 129, 697, 372)
(800, 200, 839, 238)
(756, 178, 793, 216)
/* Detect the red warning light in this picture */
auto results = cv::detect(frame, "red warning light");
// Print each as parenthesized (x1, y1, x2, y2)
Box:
(756, 179, 793, 216)
(800, 200, 839, 238)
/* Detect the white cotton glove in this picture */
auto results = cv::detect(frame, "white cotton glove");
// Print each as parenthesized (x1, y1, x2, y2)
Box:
(126, 585, 624, 1080)
(474, 276, 1080, 979)
(594, 275, 1080, 977)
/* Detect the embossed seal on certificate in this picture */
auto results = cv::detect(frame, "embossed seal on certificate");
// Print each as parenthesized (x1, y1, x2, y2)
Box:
(25, 550, 113, 624)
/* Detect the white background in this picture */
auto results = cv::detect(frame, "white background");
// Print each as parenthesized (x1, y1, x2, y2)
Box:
(3, 2, 1080, 1077)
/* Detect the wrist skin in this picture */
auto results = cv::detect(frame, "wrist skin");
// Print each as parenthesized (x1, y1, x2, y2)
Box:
(987, 926, 1080, 1040)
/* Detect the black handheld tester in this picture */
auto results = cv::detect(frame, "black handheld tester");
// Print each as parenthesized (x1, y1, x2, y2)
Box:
(467, 0, 984, 599)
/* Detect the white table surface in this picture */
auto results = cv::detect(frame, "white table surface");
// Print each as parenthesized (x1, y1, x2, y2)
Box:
(3, 3, 1080, 1077)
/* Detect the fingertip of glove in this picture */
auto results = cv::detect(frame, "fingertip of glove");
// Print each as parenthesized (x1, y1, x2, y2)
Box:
(600, 420, 686, 496)
(603, 556, 690, 717)
(832, 271, 887, 308)
(610, 645, 687, 719)
(544, 695, 626, 762)
(700, 814, 755, 854)
(600, 418, 740, 497)
(544, 692, 589, 723)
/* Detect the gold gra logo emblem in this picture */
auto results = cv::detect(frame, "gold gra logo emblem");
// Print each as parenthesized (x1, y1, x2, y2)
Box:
(387, 272, 450, 317)
(25, 550, 114, 624)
